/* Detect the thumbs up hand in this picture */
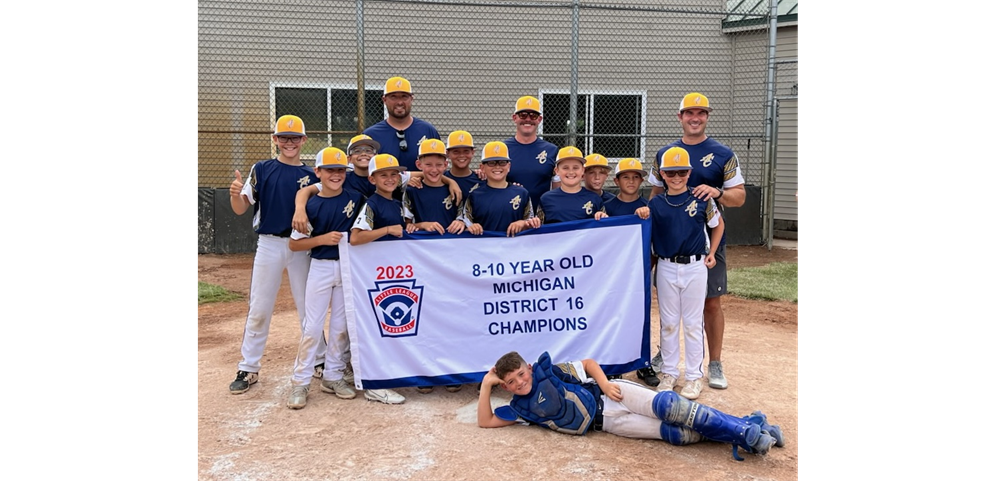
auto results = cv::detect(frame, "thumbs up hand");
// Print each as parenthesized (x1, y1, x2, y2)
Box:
(229, 169, 244, 197)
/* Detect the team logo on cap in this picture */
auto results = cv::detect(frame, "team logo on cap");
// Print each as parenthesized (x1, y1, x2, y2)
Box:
(493, 145, 501, 154)
(693, 96, 703, 106)
(367, 279, 424, 337)
(395, 80, 404, 89)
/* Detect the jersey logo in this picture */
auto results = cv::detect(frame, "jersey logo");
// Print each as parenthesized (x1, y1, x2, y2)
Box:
(582, 201, 593, 215)
(298, 176, 312, 189)
(537, 392, 547, 404)
(700, 153, 714, 168)
(343, 199, 356, 218)
(469, 183, 480, 193)
(417, 135, 428, 147)
(510, 195, 522, 211)
(443, 196, 453, 210)
(367, 280, 423, 338)
(686, 200, 699, 217)
(537, 151, 548, 164)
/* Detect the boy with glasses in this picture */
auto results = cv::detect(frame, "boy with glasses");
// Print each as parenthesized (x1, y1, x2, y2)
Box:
(647, 146, 725, 400)
(504, 96, 560, 208)
(648, 93, 746, 391)
(227, 114, 321, 394)
(458, 141, 540, 237)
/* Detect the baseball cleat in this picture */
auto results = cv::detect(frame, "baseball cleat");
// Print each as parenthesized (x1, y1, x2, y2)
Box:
(679, 378, 703, 400)
(287, 386, 308, 409)
(637, 366, 660, 387)
(320, 379, 357, 399)
(707, 361, 728, 389)
(229, 370, 258, 394)
(364, 388, 405, 404)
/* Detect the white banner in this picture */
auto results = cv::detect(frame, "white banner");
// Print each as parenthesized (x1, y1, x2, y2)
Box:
(339, 215, 653, 389)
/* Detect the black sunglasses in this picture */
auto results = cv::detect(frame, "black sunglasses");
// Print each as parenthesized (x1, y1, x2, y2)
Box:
(396, 130, 408, 151)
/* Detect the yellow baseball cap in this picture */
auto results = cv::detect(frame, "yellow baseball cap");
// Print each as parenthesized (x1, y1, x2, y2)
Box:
(314, 147, 349, 169)
(369, 153, 407, 174)
(679, 92, 713, 113)
(555, 146, 584, 165)
(274, 114, 306, 137)
(614, 158, 647, 178)
(515, 96, 542, 115)
(347, 134, 380, 153)
(418, 138, 447, 158)
(481, 141, 511, 162)
(583, 153, 610, 171)
(660, 147, 693, 171)
(384, 76, 412, 94)
(447, 130, 474, 150)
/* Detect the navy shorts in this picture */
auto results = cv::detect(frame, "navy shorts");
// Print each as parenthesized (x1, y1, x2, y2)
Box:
(706, 244, 727, 298)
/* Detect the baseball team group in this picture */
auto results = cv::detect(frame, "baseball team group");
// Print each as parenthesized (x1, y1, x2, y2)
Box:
(223, 75, 785, 460)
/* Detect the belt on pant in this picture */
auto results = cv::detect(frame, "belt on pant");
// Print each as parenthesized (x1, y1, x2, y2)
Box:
(662, 254, 704, 264)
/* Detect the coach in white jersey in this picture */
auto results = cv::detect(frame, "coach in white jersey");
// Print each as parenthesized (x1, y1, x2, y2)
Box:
(648, 93, 746, 391)
(505, 96, 560, 208)
(228, 114, 321, 394)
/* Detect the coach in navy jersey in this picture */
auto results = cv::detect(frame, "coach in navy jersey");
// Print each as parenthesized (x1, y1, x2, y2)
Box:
(648, 93, 746, 391)
(505, 96, 560, 208)
(364, 76, 442, 174)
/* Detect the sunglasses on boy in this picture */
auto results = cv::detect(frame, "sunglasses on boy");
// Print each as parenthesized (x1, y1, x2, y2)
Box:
(663, 170, 690, 178)
(482, 160, 510, 167)
(396, 130, 408, 151)
(277, 136, 304, 144)
(516, 112, 540, 120)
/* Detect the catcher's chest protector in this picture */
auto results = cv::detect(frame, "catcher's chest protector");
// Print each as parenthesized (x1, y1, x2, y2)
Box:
(505, 352, 598, 435)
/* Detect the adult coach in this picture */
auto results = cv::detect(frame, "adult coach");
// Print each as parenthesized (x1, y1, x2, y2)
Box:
(648, 92, 746, 390)
(505, 95, 560, 208)
(363, 76, 441, 173)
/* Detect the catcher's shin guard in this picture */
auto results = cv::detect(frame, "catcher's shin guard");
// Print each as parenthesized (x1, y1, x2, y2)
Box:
(652, 391, 775, 460)
(659, 423, 704, 446)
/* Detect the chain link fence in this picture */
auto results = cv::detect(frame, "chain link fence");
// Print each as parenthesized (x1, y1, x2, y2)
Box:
(199, 0, 793, 251)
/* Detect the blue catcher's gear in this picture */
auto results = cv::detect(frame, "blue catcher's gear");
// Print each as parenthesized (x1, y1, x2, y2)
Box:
(652, 390, 776, 461)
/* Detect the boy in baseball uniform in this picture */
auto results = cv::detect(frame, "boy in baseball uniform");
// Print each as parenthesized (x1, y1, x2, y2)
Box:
(582, 153, 616, 203)
(647, 146, 725, 400)
(227, 114, 322, 394)
(458, 141, 540, 237)
(286, 147, 365, 409)
(477, 350, 783, 460)
(535, 146, 608, 225)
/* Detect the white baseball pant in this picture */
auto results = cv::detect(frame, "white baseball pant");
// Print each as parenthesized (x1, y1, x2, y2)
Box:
(655, 258, 707, 382)
(291, 258, 349, 386)
(237, 234, 317, 373)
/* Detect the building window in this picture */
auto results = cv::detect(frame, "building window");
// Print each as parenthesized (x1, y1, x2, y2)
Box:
(539, 92, 646, 159)
(272, 85, 383, 158)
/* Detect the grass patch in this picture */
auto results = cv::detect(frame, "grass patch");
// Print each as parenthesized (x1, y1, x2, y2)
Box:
(199, 281, 242, 305)
(727, 262, 797, 302)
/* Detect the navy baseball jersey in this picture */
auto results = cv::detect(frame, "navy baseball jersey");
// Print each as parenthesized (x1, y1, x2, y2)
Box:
(292, 189, 366, 260)
(458, 184, 534, 232)
(504, 137, 559, 208)
(604, 196, 649, 217)
(647, 191, 721, 259)
(402, 184, 459, 225)
(344, 171, 376, 198)
(598, 190, 616, 202)
(444, 170, 485, 206)
(352, 193, 405, 232)
(243, 158, 318, 236)
(536, 188, 605, 225)
(364, 117, 441, 172)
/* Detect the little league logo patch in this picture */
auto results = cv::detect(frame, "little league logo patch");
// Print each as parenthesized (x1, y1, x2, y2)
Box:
(367, 280, 423, 337)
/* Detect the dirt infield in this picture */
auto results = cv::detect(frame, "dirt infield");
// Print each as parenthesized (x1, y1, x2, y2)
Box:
(198, 245, 798, 481)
